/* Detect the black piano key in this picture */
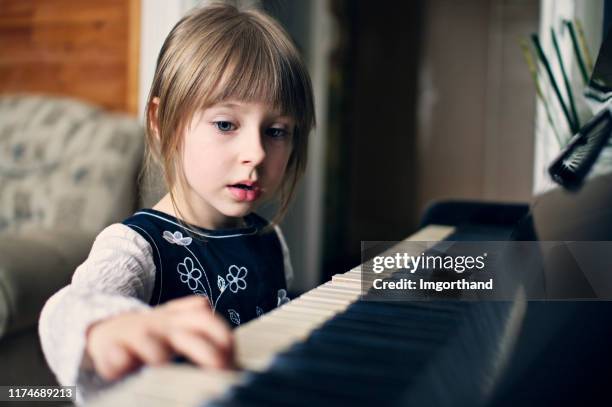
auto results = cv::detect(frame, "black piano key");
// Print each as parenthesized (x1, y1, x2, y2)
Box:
(285, 341, 430, 368)
(329, 301, 466, 327)
(270, 352, 406, 386)
(335, 304, 464, 326)
(238, 370, 386, 405)
(320, 316, 454, 341)
(304, 327, 441, 356)
(223, 371, 371, 407)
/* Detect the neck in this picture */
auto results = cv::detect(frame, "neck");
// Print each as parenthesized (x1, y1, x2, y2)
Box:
(153, 193, 247, 230)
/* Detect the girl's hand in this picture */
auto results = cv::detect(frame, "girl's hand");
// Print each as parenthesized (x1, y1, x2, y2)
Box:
(85, 296, 234, 381)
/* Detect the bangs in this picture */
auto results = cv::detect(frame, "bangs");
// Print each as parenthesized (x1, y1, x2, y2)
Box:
(194, 21, 310, 124)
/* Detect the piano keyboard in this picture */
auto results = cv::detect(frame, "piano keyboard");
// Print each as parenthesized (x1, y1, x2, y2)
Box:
(89, 225, 464, 407)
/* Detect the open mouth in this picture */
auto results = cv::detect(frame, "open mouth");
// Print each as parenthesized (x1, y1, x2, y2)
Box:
(228, 183, 261, 202)
(231, 184, 256, 190)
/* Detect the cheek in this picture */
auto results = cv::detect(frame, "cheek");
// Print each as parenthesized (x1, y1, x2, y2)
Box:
(267, 147, 292, 178)
(181, 141, 219, 185)
(183, 145, 200, 175)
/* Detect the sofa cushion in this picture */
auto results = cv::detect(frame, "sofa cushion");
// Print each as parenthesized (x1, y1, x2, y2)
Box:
(0, 229, 95, 337)
(0, 95, 144, 235)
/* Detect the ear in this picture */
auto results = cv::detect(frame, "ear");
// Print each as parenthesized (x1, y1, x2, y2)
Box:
(148, 97, 161, 140)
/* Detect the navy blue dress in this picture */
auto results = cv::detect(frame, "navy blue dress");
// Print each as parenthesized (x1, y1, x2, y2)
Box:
(122, 209, 288, 328)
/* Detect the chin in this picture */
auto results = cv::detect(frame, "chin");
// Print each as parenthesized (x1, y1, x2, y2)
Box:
(220, 204, 254, 218)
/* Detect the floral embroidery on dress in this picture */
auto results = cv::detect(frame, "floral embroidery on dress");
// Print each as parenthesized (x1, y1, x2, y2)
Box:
(226, 265, 248, 293)
(217, 275, 227, 292)
(256, 306, 264, 317)
(163, 230, 192, 246)
(228, 309, 241, 325)
(164, 229, 254, 320)
(177, 257, 206, 292)
(277, 289, 290, 307)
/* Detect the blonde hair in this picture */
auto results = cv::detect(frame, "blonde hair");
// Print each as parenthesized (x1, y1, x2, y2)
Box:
(144, 2, 315, 228)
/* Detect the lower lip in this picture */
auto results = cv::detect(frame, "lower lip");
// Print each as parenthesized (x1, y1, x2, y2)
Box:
(227, 186, 261, 202)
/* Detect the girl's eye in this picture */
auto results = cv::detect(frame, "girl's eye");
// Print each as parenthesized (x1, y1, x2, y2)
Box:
(267, 127, 288, 139)
(214, 121, 236, 132)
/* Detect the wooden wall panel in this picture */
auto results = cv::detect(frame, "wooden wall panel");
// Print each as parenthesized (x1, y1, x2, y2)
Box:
(0, 0, 140, 114)
(415, 0, 538, 215)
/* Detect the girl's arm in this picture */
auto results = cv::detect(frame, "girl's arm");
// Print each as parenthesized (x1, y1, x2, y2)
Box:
(39, 224, 233, 403)
(38, 224, 156, 398)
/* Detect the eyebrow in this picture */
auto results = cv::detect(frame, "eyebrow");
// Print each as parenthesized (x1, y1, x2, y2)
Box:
(208, 103, 294, 122)
(215, 102, 242, 109)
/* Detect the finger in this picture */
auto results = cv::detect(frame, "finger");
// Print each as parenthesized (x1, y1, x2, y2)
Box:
(125, 333, 173, 366)
(94, 343, 138, 381)
(165, 295, 212, 312)
(174, 310, 234, 352)
(167, 330, 229, 369)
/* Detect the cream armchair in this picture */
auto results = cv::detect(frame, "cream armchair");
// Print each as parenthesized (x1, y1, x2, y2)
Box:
(0, 95, 145, 385)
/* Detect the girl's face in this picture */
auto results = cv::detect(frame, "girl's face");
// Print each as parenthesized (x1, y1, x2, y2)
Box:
(178, 100, 294, 228)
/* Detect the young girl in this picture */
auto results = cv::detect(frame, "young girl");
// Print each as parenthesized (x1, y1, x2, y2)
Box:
(39, 2, 315, 401)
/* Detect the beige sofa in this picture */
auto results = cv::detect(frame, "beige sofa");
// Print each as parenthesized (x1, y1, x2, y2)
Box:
(0, 95, 148, 386)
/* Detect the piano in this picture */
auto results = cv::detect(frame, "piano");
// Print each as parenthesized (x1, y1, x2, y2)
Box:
(87, 186, 612, 407)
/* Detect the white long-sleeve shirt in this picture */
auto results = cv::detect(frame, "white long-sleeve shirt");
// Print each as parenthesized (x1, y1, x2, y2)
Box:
(39, 221, 293, 403)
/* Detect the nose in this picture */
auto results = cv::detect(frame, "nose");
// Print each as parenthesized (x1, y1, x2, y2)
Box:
(238, 128, 266, 167)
